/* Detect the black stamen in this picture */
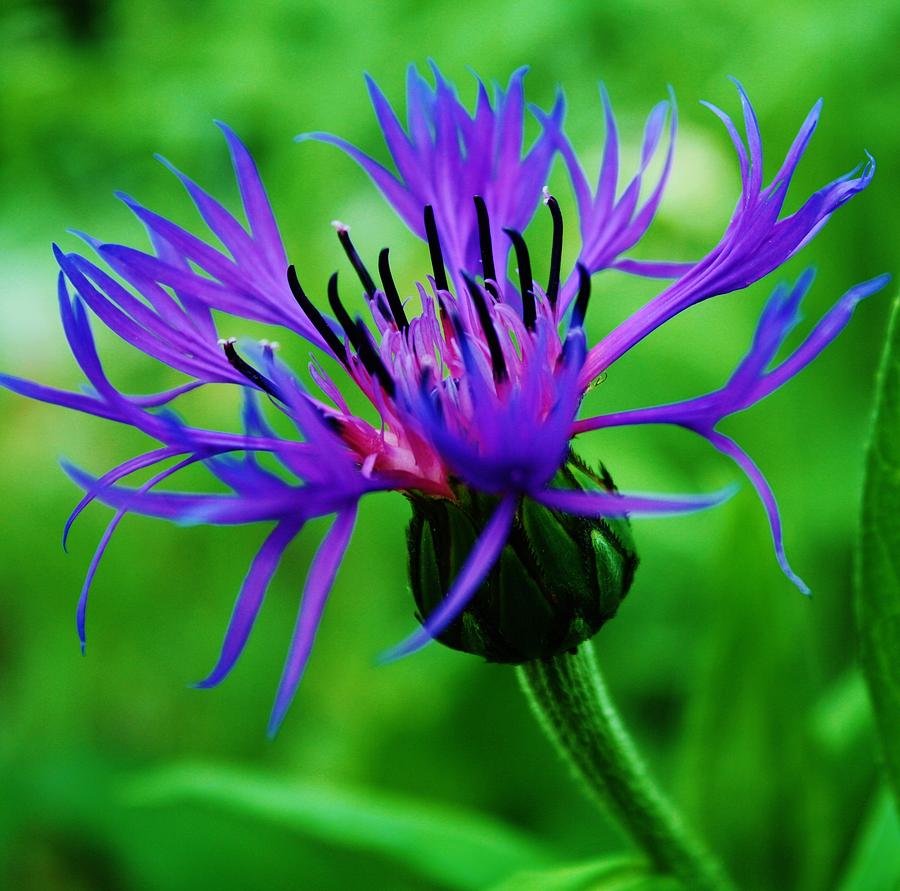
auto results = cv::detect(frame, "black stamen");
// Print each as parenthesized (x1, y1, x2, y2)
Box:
(545, 194, 563, 309)
(354, 319, 396, 397)
(328, 273, 395, 396)
(571, 263, 592, 330)
(335, 225, 377, 297)
(378, 248, 409, 331)
(287, 265, 348, 365)
(503, 228, 536, 331)
(327, 272, 368, 357)
(462, 273, 508, 383)
(473, 195, 496, 284)
(222, 340, 284, 400)
(423, 205, 449, 292)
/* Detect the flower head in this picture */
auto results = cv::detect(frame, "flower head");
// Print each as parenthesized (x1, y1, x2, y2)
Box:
(2, 66, 887, 733)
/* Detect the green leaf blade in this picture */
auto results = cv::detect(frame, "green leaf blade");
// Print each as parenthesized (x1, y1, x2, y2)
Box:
(486, 855, 682, 891)
(835, 787, 900, 891)
(125, 762, 556, 891)
(857, 293, 900, 810)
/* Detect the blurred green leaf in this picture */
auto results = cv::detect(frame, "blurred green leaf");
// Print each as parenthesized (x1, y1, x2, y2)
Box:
(125, 762, 556, 891)
(810, 670, 871, 757)
(835, 787, 900, 891)
(487, 855, 682, 891)
(857, 294, 900, 809)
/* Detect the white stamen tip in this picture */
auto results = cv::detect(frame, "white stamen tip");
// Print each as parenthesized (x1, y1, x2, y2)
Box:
(269, 341, 280, 351)
(331, 220, 349, 233)
(542, 186, 551, 204)
(217, 336, 237, 346)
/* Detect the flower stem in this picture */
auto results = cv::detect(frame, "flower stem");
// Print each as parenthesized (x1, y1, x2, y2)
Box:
(516, 641, 736, 891)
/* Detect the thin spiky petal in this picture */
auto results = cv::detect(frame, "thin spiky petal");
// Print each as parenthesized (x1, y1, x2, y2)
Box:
(269, 506, 358, 735)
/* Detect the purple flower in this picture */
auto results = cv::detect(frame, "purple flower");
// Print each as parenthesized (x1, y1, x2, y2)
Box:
(2, 67, 886, 733)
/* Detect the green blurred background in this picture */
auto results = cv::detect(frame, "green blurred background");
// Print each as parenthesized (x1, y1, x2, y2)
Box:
(1, 1, 898, 889)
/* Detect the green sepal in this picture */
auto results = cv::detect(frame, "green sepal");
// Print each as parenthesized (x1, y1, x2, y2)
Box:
(406, 453, 639, 663)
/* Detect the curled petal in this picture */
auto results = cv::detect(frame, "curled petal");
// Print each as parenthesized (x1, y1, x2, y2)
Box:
(63, 446, 184, 551)
(705, 431, 809, 595)
(77, 453, 204, 651)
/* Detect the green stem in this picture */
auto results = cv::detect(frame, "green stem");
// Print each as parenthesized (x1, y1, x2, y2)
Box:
(517, 641, 736, 891)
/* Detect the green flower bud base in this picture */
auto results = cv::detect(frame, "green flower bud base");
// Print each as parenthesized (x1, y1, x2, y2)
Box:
(518, 641, 736, 891)
(407, 454, 638, 662)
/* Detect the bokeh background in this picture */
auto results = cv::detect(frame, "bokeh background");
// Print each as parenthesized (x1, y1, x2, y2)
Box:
(1, 1, 898, 889)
